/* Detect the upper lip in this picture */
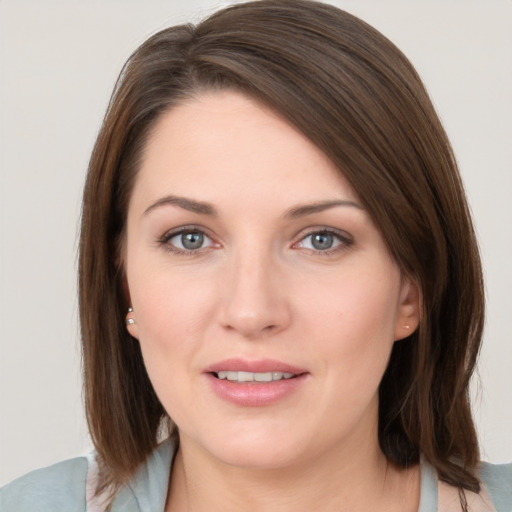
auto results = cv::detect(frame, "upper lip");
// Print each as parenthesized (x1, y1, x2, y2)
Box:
(204, 358, 308, 375)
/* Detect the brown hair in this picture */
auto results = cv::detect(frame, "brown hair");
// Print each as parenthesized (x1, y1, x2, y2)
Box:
(79, 0, 484, 501)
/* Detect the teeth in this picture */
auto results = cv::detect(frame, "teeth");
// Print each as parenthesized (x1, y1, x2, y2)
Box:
(238, 371, 255, 382)
(217, 371, 296, 382)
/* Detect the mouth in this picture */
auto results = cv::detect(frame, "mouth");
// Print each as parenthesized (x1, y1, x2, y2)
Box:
(205, 358, 307, 381)
(213, 371, 297, 383)
(204, 359, 307, 405)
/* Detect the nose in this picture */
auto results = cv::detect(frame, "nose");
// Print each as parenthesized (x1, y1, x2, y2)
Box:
(218, 250, 292, 339)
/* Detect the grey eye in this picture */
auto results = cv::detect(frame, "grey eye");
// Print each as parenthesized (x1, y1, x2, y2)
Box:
(169, 230, 212, 251)
(310, 232, 334, 250)
(180, 231, 204, 250)
(296, 230, 348, 252)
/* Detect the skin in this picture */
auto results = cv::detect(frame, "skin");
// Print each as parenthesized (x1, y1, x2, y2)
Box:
(124, 91, 421, 511)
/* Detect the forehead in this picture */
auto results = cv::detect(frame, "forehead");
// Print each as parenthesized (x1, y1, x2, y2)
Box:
(132, 90, 359, 212)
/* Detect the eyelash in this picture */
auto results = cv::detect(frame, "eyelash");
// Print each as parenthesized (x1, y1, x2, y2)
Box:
(293, 228, 353, 255)
(158, 226, 217, 256)
(158, 227, 353, 256)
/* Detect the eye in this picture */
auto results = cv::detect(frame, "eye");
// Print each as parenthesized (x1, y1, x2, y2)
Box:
(295, 229, 352, 253)
(162, 228, 215, 253)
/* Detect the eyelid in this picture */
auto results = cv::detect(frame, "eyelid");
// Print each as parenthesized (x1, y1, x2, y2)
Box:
(292, 227, 354, 252)
(158, 225, 220, 254)
(157, 225, 353, 255)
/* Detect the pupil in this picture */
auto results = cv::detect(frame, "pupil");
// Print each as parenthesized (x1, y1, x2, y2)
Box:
(182, 232, 203, 250)
(312, 232, 333, 250)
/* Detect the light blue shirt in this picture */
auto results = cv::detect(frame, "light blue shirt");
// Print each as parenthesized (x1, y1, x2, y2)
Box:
(1, 439, 511, 511)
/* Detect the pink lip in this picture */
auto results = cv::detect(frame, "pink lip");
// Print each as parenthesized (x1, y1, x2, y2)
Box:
(204, 358, 309, 407)
(204, 358, 307, 375)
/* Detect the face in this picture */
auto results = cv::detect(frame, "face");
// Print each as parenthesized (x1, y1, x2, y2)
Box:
(124, 91, 419, 470)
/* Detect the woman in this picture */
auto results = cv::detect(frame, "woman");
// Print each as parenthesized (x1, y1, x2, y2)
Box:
(1, 1, 510, 510)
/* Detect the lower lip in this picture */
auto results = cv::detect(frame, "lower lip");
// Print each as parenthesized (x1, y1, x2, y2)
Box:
(205, 373, 307, 407)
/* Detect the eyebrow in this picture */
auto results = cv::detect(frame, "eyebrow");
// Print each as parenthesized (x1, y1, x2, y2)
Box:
(284, 199, 364, 218)
(143, 195, 363, 218)
(143, 195, 217, 217)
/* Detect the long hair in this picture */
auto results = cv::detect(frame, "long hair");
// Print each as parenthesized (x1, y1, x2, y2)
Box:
(79, 0, 484, 499)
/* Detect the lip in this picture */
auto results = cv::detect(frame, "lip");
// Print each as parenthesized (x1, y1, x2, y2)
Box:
(204, 358, 309, 407)
(204, 358, 308, 375)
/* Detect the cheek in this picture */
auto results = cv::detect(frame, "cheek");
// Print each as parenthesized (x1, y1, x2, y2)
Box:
(129, 256, 217, 335)
(128, 278, 211, 424)
(305, 266, 400, 339)
(302, 267, 401, 384)
(300, 272, 400, 437)
(126, 260, 219, 393)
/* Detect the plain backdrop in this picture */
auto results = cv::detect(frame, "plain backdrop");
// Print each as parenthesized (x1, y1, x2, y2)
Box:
(1, 0, 511, 487)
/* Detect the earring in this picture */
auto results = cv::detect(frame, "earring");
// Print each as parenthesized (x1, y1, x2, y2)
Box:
(404, 325, 411, 330)
(126, 307, 135, 325)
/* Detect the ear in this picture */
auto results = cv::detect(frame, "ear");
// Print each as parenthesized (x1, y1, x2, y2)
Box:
(121, 275, 139, 339)
(394, 276, 420, 341)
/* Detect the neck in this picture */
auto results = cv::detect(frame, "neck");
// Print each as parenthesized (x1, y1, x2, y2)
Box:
(165, 428, 420, 512)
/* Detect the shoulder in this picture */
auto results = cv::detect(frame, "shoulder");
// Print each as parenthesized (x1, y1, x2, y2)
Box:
(0, 439, 175, 512)
(479, 461, 512, 511)
(0, 456, 88, 512)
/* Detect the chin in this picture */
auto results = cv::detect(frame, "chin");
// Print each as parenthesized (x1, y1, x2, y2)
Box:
(192, 426, 309, 470)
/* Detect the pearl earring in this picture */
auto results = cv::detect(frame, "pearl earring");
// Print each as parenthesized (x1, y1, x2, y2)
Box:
(126, 307, 135, 325)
